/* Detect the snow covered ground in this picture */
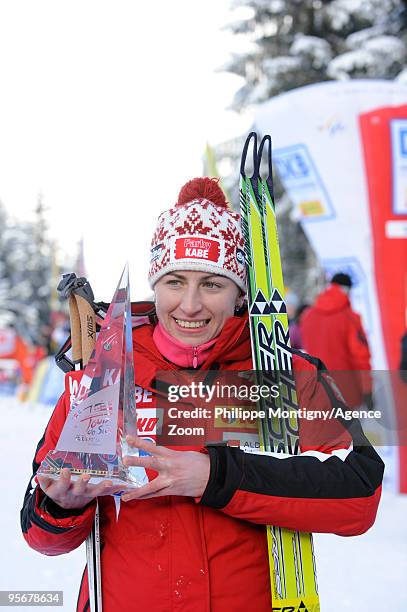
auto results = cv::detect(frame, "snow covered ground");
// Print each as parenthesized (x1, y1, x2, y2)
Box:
(0, 398, 84, 611)
(1, 398, 406, 610)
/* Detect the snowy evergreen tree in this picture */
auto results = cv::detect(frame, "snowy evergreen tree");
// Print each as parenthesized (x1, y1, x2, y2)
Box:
(215, 0, 407, 301)
(0, 197, 54, 346)
(0, 201, 14, 329)
(29, 195, 54, 345)
(225, 0, 407, 109)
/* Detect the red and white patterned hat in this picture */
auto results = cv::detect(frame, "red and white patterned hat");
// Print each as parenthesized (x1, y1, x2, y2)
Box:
(148, 177, 246, 292)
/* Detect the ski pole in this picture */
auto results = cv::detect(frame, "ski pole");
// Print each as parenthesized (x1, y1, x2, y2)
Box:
(58, 273, 102, 612)
(72, 286, 101, 612)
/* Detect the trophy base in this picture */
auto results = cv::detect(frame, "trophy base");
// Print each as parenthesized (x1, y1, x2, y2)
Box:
(37, 450, 148, 489)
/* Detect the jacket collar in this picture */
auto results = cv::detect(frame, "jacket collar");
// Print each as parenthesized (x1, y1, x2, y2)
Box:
(153, 322, 218, 369)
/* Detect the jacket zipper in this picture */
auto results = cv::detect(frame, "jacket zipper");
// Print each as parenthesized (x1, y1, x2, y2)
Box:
(192, 347, 198, 369)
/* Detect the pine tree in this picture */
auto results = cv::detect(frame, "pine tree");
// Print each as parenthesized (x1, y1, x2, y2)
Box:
(0, 202, 14, 329)
(30, 194, 53, 345)
(0, 196, 54, 346)
(216, 0, 407, 301)
(225, 0, 407, 110)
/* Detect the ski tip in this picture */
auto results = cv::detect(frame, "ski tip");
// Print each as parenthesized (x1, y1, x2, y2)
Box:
(240, 132, 258, 178)
(257, 135, 272, 178)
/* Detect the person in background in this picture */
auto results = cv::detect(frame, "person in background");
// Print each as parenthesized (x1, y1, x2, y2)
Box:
(0, 321, 37, 398)
(300, 272, 372, 408)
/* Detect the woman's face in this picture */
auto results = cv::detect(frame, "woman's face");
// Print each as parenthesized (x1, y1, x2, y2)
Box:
(154, 271, 243, 346)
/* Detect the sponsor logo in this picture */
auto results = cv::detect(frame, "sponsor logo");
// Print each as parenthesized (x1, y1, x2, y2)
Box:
(236, 248, 245, 265)
(103, 369, 121, 387)
(135, 386, 153, 404)
(299, 200, 324, 217)
(86, 314, 95, 340)
(136, 407, 162, 435)
(137, 417, 158, 434)
(317, 114, 345, 137)
(272, 603, 309, 612)
(150, 243, 164, 263)
(174, 236, 220, 262)
(276, 153, 309, 181)
(69, 376, 79, 406)
(223, 432, 260, 449)
(215, 407, 257, 430)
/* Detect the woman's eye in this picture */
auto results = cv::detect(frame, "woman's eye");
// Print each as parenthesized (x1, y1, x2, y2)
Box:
(203, 282, 221, 288)
(166, 279, 181, 286)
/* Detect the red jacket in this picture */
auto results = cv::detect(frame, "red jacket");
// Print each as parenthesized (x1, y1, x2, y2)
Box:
(21, 312, 383, 612)
(0, 328, 35, 384)
(300, 285, 372, 406)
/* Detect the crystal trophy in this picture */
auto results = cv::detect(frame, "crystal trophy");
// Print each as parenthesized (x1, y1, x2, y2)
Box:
(38, 264, 145, 488)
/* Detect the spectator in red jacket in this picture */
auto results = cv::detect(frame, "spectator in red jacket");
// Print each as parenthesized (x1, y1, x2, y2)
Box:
(21, 182, 383, 612)
(300, 272, 372, 407)
(0, 324, 36, 387)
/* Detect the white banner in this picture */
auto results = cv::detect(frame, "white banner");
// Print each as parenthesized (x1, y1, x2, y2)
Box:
(255, 80, 407, 369)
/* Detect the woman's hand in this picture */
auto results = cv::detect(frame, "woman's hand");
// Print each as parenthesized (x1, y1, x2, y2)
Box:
(37, 469, 124, 510)
(122, 436, 210, 502)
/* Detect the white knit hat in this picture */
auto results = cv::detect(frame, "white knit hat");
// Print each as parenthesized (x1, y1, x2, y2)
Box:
(148, 178, 246, 292)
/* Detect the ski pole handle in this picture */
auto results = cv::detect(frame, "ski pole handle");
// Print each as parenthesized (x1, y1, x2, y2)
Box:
(74, 294, 97, 366)
(68, 294, 83, 367)
(58, 273, 86, 368)
(57, 272, 97, 368)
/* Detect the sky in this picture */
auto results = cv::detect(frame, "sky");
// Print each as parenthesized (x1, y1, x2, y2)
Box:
(0, 0, 252, 300)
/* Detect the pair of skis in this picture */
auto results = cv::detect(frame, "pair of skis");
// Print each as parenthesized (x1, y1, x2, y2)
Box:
(58, 274, 102, 612)
(239, 132, 320, 612)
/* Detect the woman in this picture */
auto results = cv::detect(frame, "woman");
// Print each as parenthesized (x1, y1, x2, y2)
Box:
(21, 178, 384, 611)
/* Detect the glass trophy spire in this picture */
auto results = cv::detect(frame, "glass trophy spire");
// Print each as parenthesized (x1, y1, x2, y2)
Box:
(38, 264, 144, 488)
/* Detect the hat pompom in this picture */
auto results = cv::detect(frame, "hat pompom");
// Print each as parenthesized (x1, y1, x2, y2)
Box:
(177, 177, 228, 209)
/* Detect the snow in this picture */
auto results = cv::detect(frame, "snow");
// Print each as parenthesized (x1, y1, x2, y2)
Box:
(396, 67, 407, 83)
(232, 0, 284, 10)
(290, 35, 333, 68)
(268, 0, 286, 14)
(262, 56, 303, 81)
(364, 35, 406, 61)
(327, 49, 378, 79)
(1, 397, 406, 610)
(325, 0, 398, 31)
(0, 398, 84, 611)
(248, 79, 272, 105)
(327, 33, 406, 79)
(290, 35, 333, 70)
(314, 494, 407, 609)
(346, 26, 388, 49)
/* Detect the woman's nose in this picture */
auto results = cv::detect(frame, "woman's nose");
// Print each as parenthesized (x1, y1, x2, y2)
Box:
(179, 288, 203, 316)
